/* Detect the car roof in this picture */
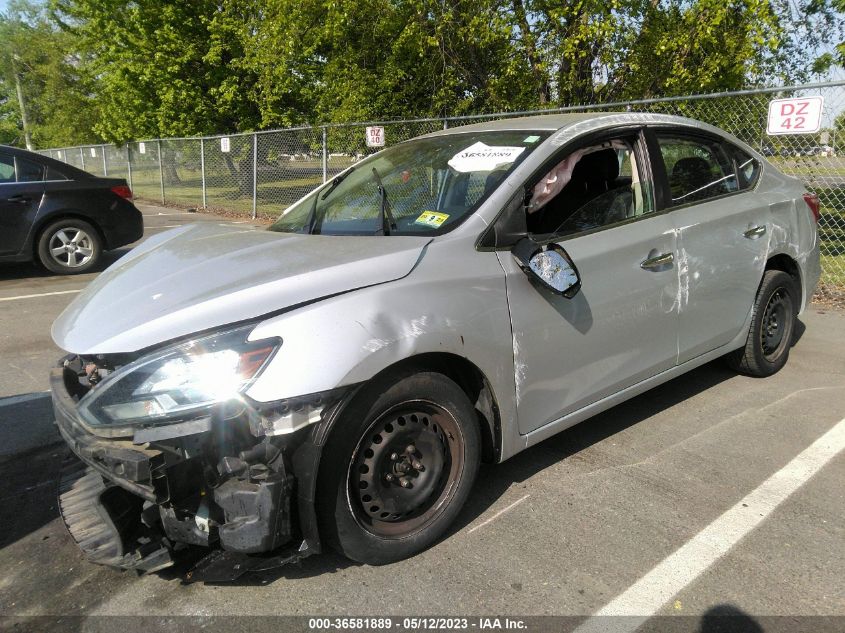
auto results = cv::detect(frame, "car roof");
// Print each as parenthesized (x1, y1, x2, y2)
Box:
(420, 111, 731, 139)
(0, 143, 94, 180)
(417, 111, 758, 159)
(429, 112, 625, 134)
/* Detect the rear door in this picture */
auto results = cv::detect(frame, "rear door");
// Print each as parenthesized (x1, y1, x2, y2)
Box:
(649, 130, 768, 363)
(0, 153, 46, 256)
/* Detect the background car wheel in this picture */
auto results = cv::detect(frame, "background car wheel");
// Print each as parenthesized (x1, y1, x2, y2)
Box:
(37, 219, 102, 275)
(316, 371, 480, 565)
(727, 270, 796, 377)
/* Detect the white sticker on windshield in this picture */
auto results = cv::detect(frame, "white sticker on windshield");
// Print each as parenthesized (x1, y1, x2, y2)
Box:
(448, 142, 525, 173)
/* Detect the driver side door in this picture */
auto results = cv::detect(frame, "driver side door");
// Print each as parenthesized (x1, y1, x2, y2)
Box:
(497, 131, 680, 434)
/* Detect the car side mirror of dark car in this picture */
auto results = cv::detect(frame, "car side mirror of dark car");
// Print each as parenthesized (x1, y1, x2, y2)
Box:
(511, 237, 581, 298)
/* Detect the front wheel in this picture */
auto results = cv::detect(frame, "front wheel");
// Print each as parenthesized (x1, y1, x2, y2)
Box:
(316, 372, 480, 564)
(727, 270, 797, 377)
(37, 219, 102, 274)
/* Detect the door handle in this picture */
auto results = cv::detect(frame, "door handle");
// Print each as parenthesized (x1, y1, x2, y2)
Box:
(640, 252, 674, 270)
(3, 195, 30, 204)
(743, 225, 766, 239)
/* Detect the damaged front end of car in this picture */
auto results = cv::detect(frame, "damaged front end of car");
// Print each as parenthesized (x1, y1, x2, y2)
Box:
(52, 325, 355, 581)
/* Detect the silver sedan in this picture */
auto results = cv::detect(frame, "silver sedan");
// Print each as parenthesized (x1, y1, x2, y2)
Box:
(50, 113, 821, 576)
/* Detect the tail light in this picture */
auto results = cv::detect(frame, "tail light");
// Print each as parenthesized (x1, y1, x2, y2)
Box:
(111, 185, 133, 201)
(803, 192, 820, 223)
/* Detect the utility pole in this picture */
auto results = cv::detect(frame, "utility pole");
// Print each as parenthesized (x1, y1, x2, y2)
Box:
(11, 54, 33, 150)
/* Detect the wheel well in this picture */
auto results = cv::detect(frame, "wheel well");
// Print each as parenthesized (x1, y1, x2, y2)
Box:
(765, 254, 801, 297)
(364, 353, 502, 463)
(31, 213, 106, 258)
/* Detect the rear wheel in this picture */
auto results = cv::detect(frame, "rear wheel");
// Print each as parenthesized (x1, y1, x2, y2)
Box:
(727, 270, 796, 377)
(316, 371, 480, 564)
(37, 219, 101, 274)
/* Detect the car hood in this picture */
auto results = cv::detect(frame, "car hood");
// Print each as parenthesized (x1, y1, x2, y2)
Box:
(52, 223, 432, 354)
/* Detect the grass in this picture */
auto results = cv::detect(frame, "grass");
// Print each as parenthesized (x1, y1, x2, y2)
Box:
(133, 171, 324, 216)
(770, 155, 845, 177)
(815, 182, 845, 294)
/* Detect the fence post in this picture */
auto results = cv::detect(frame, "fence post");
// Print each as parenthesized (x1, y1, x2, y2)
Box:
(252, 133, 258, 220)
(102, 145, 108, 176)
(200, 137, 207, 209)
(322, 127, 328, 183)
(126, 145, 133, 190)
(157, 139, 165, 204)
(79, 147, 85, 171)
(443, 118, 449, 130)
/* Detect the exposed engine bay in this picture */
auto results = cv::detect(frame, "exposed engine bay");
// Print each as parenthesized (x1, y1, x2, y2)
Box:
(54, 353, 352, 582)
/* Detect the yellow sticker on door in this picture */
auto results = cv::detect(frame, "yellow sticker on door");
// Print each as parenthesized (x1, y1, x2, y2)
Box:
(414, 211, 449, 228)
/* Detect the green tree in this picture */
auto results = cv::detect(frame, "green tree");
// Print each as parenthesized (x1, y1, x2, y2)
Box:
(52, 0, 263, 143)
(0, 0, 99, 148)
(11, 0, 844, 147)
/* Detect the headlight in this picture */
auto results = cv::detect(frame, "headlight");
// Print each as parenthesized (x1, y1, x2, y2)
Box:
(78, 326, 279, 428)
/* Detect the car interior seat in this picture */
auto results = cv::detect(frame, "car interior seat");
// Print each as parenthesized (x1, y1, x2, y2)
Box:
(670, 156, 714, 203)
(484, 169, 509, 197)
(532, 148, 632, 234)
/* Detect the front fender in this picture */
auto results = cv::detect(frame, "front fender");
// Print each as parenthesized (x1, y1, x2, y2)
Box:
(245, 276, 514, 408)
(244, 243, 518, 456)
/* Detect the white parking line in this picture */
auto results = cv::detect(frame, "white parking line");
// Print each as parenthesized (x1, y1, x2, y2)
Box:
(144, 224, 182, 230)
(0, 289, 82, 303)
(573, 416, 845, 633)
(0, 391, 50, 407)
(467, 493, 530, 534)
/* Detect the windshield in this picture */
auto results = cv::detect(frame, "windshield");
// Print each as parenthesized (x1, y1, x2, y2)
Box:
(269, 131, 549, 236)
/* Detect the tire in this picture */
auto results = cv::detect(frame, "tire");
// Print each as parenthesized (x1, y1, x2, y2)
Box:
(37, 218, 102, 275)
(727, 270, 797, 377)
(316, 371, 481, 565)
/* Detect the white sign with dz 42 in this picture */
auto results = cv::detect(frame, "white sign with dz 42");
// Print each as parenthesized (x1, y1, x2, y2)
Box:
(766, 96, 824, 135)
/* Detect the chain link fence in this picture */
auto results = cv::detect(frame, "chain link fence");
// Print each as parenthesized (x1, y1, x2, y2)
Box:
(39, 81, 845, 299)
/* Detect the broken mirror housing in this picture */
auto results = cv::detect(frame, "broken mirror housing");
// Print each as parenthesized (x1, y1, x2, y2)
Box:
(77, 325, 279, 429)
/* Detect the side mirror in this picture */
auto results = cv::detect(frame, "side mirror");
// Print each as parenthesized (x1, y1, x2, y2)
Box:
(512, 237, 581, 298)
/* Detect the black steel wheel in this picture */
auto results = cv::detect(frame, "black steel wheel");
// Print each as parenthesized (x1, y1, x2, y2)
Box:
(760, 288, 789, 359)
(317, 371, 480, 564)
(727, 269, 796, 377)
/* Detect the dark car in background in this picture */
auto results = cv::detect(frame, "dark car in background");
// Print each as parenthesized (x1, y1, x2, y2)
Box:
(0, 145, 143, 274)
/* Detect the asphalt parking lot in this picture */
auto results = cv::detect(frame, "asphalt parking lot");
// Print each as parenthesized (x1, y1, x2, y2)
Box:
(0, 203, 843, 630)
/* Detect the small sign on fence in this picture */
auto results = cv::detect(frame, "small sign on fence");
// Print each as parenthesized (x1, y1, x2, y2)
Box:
(766, 96, 824, 135)
(90, 148, 97, 157)
(220, 137, 231, 153)
(139, 142, 146, 154)
(366, 126, 385, 147)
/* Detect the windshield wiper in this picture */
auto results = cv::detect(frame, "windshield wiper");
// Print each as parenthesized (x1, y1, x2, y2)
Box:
(370, 167, 397, 236)
(321, 168, 354, 200)
(306, 168, 355, 234)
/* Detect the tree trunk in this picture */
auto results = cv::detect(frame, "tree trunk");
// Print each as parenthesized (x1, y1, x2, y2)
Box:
(13, 69, 33, 151)
(512, 0, 551, 105)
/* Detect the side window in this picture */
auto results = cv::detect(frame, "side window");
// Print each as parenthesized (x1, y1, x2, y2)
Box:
(16, 157, 44, 182)
(46, 165, 68, 181)
(725, 143, 760, 190)
(0, 155, 14, 184)
(656, 135, 738, 205)
(526, 138, 653, 237)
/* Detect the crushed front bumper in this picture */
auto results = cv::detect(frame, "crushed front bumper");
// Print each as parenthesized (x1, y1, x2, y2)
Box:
(51, 365, 309, 579)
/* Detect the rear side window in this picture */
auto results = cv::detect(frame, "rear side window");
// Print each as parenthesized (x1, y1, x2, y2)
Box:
(725, 144, 761, 190)
(16, 157, 44, 182)
(46, 165, 68, 181)
(656, 135, 738, 206)
(0, 155, 14, 183)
